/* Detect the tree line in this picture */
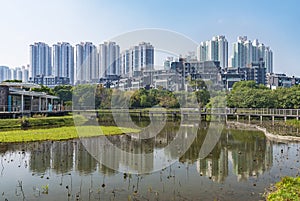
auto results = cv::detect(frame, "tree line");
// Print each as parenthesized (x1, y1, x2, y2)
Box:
(29, 80, 300, 109)
(227, 81, 300, 109)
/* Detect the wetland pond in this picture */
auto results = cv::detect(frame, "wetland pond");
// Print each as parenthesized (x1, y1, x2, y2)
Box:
(0, 120, 300, 201)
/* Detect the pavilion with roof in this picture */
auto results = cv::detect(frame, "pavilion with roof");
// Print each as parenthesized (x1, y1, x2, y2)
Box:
(0, 82, 60, 114)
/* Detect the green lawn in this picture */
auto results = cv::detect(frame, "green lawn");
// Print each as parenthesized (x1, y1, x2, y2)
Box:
(0, 126, 140, 143)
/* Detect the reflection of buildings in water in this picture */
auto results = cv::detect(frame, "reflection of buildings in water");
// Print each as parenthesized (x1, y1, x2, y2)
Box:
(119, 137, 154, 173)
(182, 127, 273, 183)
(166, 124, 199, 161)
(228, 132, 273, 181)
(155, 122, 179, 150)
(196, 147, 228, 183)
(80, 134, 155, 174)
(95, 136, 121, 174)
(194, 127, 229, 183)
(75, 140, 97, 174)
(178, 123, 216, 164)
(1, 122, 274, 181)
(51, 141, 74, 174)
(265, 140, 273, 169)
(29, 142, 51, 173)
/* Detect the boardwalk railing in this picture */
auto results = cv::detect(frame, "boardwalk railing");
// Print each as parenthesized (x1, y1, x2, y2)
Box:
(221, 108, 300, 117)
(1, 105, 300, 120)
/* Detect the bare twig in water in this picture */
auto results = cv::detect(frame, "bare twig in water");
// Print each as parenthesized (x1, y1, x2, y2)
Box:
(1, 157, 4, 176)
(17, 180, 26, 201)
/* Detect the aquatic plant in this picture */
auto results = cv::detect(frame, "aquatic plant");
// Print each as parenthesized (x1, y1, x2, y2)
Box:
(41, 184, 49, 194)
(266, 176, 300, 201)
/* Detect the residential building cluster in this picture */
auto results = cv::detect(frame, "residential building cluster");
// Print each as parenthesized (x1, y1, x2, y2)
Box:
(230, 36, 273, 73)
(27, 41, 154, 86)
(197, 36, 273, 72)
(2, 35, 300, 90)
(197, 35, 228, 68)
(266, 73, 300, 89)
(0, 65, 29, 83)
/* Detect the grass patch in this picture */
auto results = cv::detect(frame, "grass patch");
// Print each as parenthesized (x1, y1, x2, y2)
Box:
(0, 126, 140, 143)
(230, 129, 265, 142)
(0, 115, 87, 131)
(266, 176, 300, 201)
(286, 119, 300, 129)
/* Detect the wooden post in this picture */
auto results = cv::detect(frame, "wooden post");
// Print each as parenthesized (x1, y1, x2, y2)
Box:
(237, 115, 239, 122)
(45, 98, 48, 111)
(31, 96, 33, 111)
(272, 116, 275, 126)
(260, 115, 263, 125)
(21, 94, 24, 113)
(248, 115, 251, 124)
(38, 97, 41, 112)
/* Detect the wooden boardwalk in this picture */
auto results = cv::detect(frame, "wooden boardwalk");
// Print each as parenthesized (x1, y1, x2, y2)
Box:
(1, 108, 300, 124)
(206, 108, 300, 124)
(73, 108, 300, 124)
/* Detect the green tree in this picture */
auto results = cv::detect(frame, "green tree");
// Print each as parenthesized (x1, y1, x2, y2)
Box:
(53, 85, 73, 102)
(227, 81, 275, 108)
(195, 90, 210, 108)
(32, 85, 54, 95)
(72, 84, 96, 109)
(95, 84, 112, 109)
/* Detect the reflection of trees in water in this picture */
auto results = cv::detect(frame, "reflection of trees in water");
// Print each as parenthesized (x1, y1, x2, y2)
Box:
(0, 144, 9, 154)
(84, 134, 155, 173)
(0, 121, 273, 179)
(97, 112, 179, 127)
(179, 122, 212, 163)
(98, 163, 116, 176)
(178, 123, 273, 183)
(179, 122, 229, 183)
(29, 142, 51, 173)
(228, 130, 273, 181)
(155, 122, 180, 149)
(75, 141, 97, 175)
(198, 129, 229, 183)
(51, 141, 74, 174)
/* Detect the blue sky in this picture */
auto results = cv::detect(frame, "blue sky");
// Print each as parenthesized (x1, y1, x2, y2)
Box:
(1, 0, 300, 75)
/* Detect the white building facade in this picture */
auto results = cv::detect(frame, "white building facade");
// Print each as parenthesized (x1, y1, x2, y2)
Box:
(52, 42, 74, 85)
(230, 36, 273, 73)
(197, 35, 228, 68)
(30, 42, 52, 78)
(99, 41, 120, 77)
(120, 42, 154, 77)
(75, 42, 98, 84)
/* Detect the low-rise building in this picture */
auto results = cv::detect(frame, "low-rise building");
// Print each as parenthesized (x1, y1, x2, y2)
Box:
(267, 73, 300, 89)
(0, 82, 60, 113)
(32, 75, 70, 88)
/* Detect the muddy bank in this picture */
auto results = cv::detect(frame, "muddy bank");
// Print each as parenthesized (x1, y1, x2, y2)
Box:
(227, 121, 300, 143)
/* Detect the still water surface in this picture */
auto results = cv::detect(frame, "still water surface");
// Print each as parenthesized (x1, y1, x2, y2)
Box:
(0, 121, 300, 201)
